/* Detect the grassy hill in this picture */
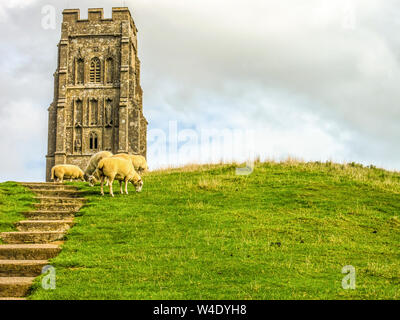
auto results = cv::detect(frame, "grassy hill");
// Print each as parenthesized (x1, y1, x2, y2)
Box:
(0, 182, 35, 242)
(1, 161, 400, 299)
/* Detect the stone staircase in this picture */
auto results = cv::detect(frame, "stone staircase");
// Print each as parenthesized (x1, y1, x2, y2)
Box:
(0, 183, 85, 300)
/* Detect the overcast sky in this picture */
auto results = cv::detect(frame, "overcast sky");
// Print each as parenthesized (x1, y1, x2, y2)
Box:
(0, 0, 399, 181)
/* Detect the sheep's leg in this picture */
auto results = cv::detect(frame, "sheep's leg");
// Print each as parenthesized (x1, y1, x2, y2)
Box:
(109, 177, 115, 197)
(100, 176, 105, 196)
(60, 174, 64, 184)
(125, 179, 129, 195)
(119, 181, 123, 194)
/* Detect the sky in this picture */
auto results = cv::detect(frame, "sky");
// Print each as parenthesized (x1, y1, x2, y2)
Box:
(0, 0, 399, 181)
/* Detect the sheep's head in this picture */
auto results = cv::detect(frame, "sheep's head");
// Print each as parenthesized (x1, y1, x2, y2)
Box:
(132, 177, 143, 192)
(88, 175, 96, 187)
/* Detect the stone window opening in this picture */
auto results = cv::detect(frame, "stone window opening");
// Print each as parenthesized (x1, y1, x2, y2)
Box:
(76, 58, 84, 85)
(90, 58, 101, 83)
(105, 57, 114, 84)
(90, 98, 99, 125)
(89, 132, 98, 150)
(105, 99, 113, 127)
(74, 99, 83, 127)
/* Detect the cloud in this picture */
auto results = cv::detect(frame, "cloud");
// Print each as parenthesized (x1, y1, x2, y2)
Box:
(0, 0, 399, 182)
(0, 100, 47, 181)
(0, 0, 39, 22)
(137, 0, 400, 169)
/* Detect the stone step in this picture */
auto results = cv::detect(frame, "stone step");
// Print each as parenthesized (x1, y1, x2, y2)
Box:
(34, 203, 82, 211)
(21, 183, 76, 191)
(29, 189, 82, 198)
(23, 211, 75, 220)
(0, 260, 48, 277)
(0, 277, 35, 297)
(0, 297, 27, 300)
(0, 244, 61, 260)
(15, 220, 74, 232)
(21, 182, 64, 185)
(0, 231, 65, 244)
(35, 197, 86, 204)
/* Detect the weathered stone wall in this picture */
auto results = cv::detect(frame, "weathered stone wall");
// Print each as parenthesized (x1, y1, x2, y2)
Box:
(46, 7, 147, 181)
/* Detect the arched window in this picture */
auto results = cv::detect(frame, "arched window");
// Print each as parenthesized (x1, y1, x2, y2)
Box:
(105, 58, 113, 84)
(90, 58, 101, 83)
(89, 132, 98, 150)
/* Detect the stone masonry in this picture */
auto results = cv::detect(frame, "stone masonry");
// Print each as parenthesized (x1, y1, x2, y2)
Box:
(46, 8, 147, 181)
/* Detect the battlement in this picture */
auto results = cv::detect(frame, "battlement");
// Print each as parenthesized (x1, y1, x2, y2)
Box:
(62, 7, 135, 25)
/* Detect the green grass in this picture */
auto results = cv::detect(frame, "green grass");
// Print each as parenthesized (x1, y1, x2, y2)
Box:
(1, 161, 399, 299)
(0, 182, 35, 243)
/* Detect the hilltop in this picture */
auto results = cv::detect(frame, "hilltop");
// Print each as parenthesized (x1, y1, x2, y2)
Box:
(1, 160, 399, 299)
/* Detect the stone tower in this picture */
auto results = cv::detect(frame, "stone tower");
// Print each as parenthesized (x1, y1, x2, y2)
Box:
(46, 7, 147, 181)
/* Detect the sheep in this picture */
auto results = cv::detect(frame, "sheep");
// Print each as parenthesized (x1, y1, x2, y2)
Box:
(111, 153, 130, 160)
(131, 154, 148, 174)
(113, 153, 148, 174)
(51, 165, 85, 183)
(95, 157, 143, 197)
(83, 151, 113, 187)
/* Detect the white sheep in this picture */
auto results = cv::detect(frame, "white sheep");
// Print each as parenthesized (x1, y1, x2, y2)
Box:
(131, 154, 148, 174)
(95, 157, 143, 197)
(113, 153, 148, 174)
(84, 151, 113, 187)
(51, 165, 85, 183)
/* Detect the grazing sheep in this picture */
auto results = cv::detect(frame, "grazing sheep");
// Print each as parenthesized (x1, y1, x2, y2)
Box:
(131, 154, 148, 174)
(95, 157, 143, 197)
(113, 153, 148, 174)
(84, 151, 113, 187)
(51, 165, 84, 183)
(111, 153, 131, 160)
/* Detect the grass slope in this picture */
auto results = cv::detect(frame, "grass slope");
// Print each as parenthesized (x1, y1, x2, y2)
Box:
(2, 161, 400, 299)
(0, 182, 35, 243)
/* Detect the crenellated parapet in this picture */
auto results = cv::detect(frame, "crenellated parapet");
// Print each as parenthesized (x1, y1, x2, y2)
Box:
(62, 8, 138, 32)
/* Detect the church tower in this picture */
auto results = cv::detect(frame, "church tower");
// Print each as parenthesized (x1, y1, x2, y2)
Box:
(46, 7, 147, 181)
